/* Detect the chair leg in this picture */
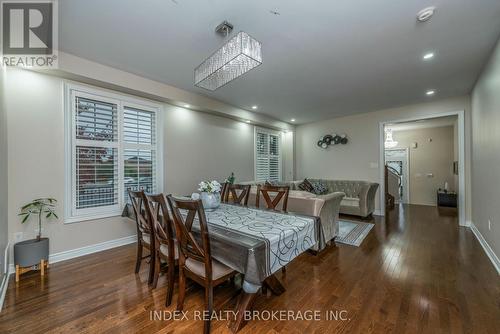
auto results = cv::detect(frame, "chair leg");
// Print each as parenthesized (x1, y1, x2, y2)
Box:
(151, 251, 161, 289)
(148, 252, 156, 285)
(176, 267, 186, 311)
(135, 243, 142, 274)
(165, 262, 175, 307)
(204, 285, 213, 334)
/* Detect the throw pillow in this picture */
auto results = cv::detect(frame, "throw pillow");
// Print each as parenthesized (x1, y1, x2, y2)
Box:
(298, 178, 314, 192)
(311, 181, 328, 195)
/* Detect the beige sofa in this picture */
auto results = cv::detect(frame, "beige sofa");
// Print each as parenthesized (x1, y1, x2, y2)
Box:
(243, 182, 345, 250)
(305, 179, 379, 218)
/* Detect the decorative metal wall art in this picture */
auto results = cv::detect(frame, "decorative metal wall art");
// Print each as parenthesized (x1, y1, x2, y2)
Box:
(317, 133, 348, 149)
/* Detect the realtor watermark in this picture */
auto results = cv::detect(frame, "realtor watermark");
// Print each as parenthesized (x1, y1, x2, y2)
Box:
(1, 0, 58, 68)
(150, 309, 350, 322)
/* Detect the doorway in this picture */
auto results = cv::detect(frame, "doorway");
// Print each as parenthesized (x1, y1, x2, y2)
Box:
(385, 148, 409, 204)
(379, 111, 466, 226)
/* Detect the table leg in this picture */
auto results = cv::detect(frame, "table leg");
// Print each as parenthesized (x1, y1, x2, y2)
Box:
(228, 274, 286, 332)
(229, 291, 257, 333)
(263, 274, 286, 295)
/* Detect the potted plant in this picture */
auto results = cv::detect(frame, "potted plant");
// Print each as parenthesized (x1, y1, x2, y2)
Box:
(14, 198, 58, 278)
(198, 180, 222, 211)
(226, 172, 235, 185)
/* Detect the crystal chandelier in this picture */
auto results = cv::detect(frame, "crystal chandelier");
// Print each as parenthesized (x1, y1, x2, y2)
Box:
(384, 128, 399, 148)
(195, 30, 262, 91)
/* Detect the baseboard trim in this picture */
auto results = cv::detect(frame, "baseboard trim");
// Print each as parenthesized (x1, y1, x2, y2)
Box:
(8, 235, 136, 275)
(373, 209, 383, 216)
(470, 222, 500, 275)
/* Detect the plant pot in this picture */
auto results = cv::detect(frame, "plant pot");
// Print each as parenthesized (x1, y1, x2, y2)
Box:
(14, 238, 49, 267)
(200, 192, 221, 211)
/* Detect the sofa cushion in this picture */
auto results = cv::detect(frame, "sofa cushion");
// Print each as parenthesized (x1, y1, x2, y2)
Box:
(289, 190, 318, 198)
(265, 180, 290, 187)
(298, 178, 314, 192)
(341, 197, 360, 207)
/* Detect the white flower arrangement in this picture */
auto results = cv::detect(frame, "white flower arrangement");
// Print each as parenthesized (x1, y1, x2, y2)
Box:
(198, 180, 222, 194)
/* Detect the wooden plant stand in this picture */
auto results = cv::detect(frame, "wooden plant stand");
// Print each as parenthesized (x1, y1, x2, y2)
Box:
(15, 259, 48, 282)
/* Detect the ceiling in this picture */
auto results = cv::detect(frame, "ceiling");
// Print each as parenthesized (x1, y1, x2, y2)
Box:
(59, 0, 500, 124)
(387, 115, 457, 132)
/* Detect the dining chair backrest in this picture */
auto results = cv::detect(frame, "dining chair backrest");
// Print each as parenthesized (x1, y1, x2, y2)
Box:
(145, 194, 175, 252)
(219, 182, 228, 203)
(224, 184, 251, 206)
(166, 195, 213, 278)
(128, 190, 152, 237)
(256, 184, 290, 212)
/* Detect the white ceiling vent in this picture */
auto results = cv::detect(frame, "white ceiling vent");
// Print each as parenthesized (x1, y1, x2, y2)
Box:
(417, 7, 436, 22)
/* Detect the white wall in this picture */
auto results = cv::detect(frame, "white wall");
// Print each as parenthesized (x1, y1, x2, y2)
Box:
(163, 105, 256, 195)
(4, 68, 292, 262)
(471, 37, 500, 262)
(296, 96, 472, 218)
(0, 69, 8, 283)
(392, 126, 455, 206)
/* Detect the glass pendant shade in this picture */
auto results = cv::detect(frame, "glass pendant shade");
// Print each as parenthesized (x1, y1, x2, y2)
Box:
(195, 31, 262, 91)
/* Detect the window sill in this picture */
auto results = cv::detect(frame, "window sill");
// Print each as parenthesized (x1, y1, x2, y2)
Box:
(64, 210, 124, 224)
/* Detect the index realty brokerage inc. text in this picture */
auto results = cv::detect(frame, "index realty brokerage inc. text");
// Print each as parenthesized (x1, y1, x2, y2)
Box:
(150, 309, 350, 322)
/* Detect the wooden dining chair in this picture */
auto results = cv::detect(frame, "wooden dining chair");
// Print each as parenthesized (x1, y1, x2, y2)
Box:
(219, 182, 228, 203)
(255, 184, 291, 278)
(145, 194, 178, 306)
(224, 184, 251, 205)
(256, 184, 290, 212)
(166, 195, 238, 334)
(128, 190, 155, 285)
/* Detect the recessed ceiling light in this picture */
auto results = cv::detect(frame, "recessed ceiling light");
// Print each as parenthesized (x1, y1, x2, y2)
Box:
(246, 120, 251, 123)
(183, 104, 190, 108)
(290, 119, 296, 122)
(417, 7, 436, 22)
(426, 90, 436, 96)
(423, 52, 434, 60)
(251, 105, 258, 110)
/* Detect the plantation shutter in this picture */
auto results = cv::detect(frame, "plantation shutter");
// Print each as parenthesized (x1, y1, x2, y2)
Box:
(74, 96, 119, 211)
(67, 85, 162, 222)
(255, 128, 281, 182)
(123, 106, 156, 199)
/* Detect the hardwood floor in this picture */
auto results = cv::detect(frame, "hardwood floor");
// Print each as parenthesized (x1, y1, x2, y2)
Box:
(1, 204, 499, 333)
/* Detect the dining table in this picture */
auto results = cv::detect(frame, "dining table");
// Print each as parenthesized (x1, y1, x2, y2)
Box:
(125, 201, 321, 332)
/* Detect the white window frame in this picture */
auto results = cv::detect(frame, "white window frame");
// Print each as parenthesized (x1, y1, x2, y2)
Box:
(64, 82, 163, 224)
(254, 126, 282, 182)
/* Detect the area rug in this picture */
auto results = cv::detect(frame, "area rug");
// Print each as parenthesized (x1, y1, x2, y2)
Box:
(336, 220, 374, 246)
